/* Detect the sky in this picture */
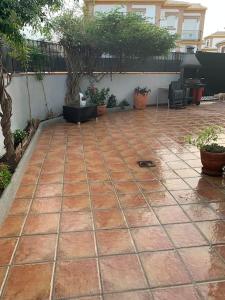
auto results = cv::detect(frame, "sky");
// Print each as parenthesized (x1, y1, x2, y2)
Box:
(187, 0, 225, 36)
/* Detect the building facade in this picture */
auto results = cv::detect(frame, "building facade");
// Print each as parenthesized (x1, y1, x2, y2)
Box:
(84, 0, 207, 52)
(202, 31, 225, 53)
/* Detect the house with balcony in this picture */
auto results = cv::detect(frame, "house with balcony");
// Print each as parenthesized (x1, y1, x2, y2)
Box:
(84, 0, 207, 52)
(202, 31, 225, 53)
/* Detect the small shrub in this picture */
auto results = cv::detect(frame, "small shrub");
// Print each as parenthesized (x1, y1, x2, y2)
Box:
(85, 86, 110, 106)
(13, 129, 27, 147)
(0, 164, 12, 190)
(135, 87, 151, 95)
(118, 100, 130, 110)
(185, 125, 225, 152)
(107, 94, 117, 108)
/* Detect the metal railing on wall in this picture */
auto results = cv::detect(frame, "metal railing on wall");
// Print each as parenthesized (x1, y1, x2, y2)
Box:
(3, 39, 186, 73)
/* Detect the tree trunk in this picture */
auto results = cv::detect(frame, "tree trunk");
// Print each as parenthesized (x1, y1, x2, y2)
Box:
(0, 46, 16, 164)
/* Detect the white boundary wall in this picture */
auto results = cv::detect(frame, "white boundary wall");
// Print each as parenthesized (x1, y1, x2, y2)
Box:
(0, 72, 179, 155)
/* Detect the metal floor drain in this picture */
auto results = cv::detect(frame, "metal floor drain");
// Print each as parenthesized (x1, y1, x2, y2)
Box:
(137, 160, 156, 168)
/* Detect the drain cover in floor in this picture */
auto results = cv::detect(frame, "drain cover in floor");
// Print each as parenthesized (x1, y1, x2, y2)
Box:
(137, 160, 156, 168)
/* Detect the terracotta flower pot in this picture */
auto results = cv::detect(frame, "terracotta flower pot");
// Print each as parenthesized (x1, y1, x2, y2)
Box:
(97, 105, 107, 116)
(200, 149, 225, 176)
(134, 93, 149, 110)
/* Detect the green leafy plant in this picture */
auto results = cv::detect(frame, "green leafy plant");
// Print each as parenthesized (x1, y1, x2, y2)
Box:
(135, 87, 151, 95)
(13, 129, 27, 147)
(107, 94, 117, 108)
(185, 125, 225, 153)
(85, 86, 110, 106)
(0, 164, 12, 190)
(118, 99, 130, 110)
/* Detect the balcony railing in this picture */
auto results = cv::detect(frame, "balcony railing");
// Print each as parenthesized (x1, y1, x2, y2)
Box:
(181, 30, 201, 41)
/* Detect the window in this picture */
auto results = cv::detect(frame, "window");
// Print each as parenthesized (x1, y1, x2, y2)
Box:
(94, 5, 126, 14)
(132, 5, 156, 24)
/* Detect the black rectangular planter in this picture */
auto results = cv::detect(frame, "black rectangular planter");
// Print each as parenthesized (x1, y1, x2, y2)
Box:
(63, 104, 97, 123)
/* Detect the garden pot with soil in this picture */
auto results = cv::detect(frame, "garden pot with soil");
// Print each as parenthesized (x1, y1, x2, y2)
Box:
(186, 125, 225, 177)
(134, 87, 151, 110)
(200, 150, 225, 176)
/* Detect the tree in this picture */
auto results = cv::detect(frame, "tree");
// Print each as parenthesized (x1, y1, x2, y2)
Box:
(54, 10, 177, 105)
(0, 0, 62, 163)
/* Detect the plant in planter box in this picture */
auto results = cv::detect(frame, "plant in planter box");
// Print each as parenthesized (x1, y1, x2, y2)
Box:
(85, 86, 110, 116)
(186, 125, 225, 176)
(134, 87, 151, 110)
(13, 129, 27, 148)
(0, 164, 12, 191)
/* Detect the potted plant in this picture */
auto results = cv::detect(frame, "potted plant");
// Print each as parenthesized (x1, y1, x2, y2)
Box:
(186, 125, 225, 176)
(85, 86, 110, 116)
(134, 87, 151, 110)
(118, 100, 130, 110)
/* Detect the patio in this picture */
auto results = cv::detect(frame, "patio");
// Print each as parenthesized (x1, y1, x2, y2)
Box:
(1, 102, 225, 299)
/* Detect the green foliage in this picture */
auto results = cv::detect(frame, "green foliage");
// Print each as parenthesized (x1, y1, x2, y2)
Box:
(118, 100, 130, 110)
(85, 86, 110, 106)
(0, 164, 12, 190)
(107, 94, 117, 108)
(135, 87, 151, 95)
(53, 10, 177, 104)
(0, 0, 62, 60)
(186, 125, 224, 151)
(95, 10, 177, 57)
(28, 46, 47, 80)
(203, 143, 225, 153)
(13, 129, 27, 147)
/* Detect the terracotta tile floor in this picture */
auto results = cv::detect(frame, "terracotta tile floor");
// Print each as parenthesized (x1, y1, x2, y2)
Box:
(2, 102, 225, 299)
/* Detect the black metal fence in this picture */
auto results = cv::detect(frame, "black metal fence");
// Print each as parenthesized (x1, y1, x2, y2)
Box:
(3, 39, 186, 73)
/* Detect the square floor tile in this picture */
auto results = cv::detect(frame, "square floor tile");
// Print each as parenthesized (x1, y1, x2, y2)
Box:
(175, 168, 200, 178)
(0, 238, 17, 266)
(104, 290, 152, 300)
(63, 182, 89, 196)
(100, 254, 148, 292)
(138, 181, 165, 193)
(153, 206, 189, 224)
(95, 209, 126, 229)
(145, 191, 177, 207)
(62, 195, 90, 212)
(182, 204, 219, 221)
(0, 267, 6, 288)
(153, 286, 199, 300)
(35, 184, 63, 197)
(54, 259, 100, 298)
(61, 212, 93, 232)
(131, 226, 173, 251)
(214, 245, 225, 260)
(124, 208, 159, 227)
(91, 193, 119, 210)
(14, 234, 56, 264)
(2, 263, 53, 300)
(31, 197, 62, 213)
(140, 250, 191, 287)
(118, 194, 147, 208)
(197, 281, 225, 300)
(115, 182, 139, 194)
(87, 171, 109, 181)
(39, 173, 63, 184)
(196, 220, 225, 244)
(96, 229, 135, 255)
(110, 172, 134, 182)
(9, 198, 31, 215)
(165, 223, 208, 248)
(179, 246, 225, 281)
(163, 179, 190, 191)
(170, 190, 201, 205)
(89, 182, 114, 194)
(23, 213, 59, 235)
(58, 231, 96, 259)
(0, 215, 24, 238)
(16, 185, 36, 198)
(64, 171, 87, 182)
